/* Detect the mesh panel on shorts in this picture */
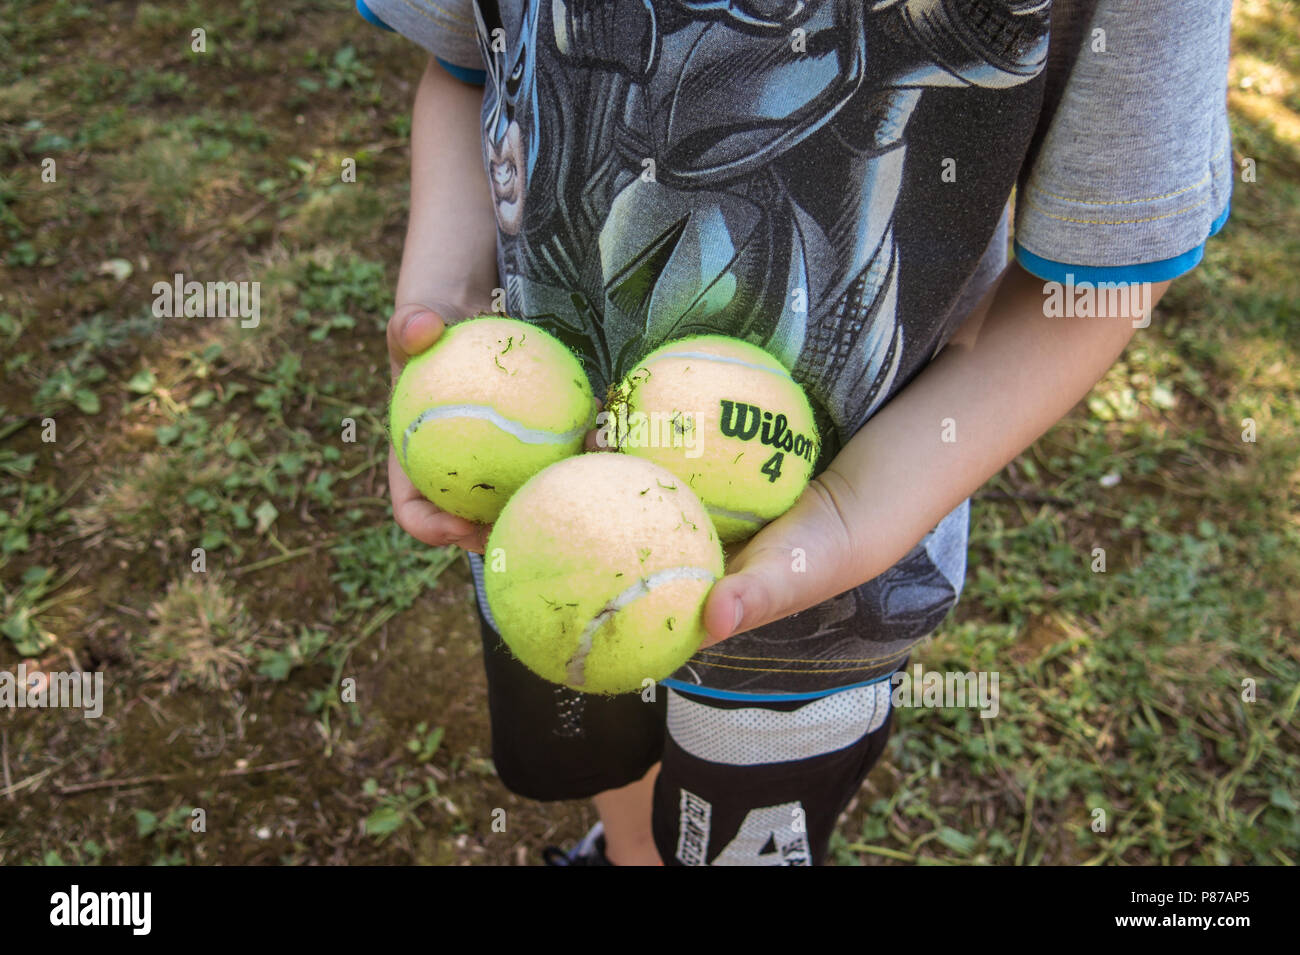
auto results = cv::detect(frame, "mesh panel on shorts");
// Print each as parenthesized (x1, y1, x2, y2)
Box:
(666, 682, 891, 767)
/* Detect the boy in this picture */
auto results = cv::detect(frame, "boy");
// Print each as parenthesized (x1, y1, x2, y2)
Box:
(364, 0, 1233, 865)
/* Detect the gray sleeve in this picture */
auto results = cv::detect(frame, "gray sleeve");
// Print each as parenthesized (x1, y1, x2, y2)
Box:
(1014, 0, 1234, 273)
(364, 0, 482, 71)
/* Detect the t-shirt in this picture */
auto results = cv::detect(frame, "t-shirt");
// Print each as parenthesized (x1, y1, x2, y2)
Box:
(361, 0, 1233, 701)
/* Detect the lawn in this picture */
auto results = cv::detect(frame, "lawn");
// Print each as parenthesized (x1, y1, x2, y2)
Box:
(0, 0, 1296, 865)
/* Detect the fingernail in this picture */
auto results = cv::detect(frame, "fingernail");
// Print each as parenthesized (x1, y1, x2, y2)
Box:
(730, 599, 744, 635)
(408, 309, 441, 341)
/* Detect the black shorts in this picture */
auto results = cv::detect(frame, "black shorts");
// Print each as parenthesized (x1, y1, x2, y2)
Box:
(477, 603, 897, 866)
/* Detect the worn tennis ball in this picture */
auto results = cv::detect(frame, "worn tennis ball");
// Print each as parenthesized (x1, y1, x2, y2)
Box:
(484, 454, 724, 695)
(611, 335, 819, 542)
(389, 316, 596, 524)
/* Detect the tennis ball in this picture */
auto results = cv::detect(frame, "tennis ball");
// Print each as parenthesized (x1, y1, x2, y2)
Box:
(389, 316, 596, 524)
(610, 335, 819, 542)
(484, 454, 724, 695)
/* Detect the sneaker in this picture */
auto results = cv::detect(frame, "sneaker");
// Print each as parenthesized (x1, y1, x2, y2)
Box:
(542, 822, 613, 866)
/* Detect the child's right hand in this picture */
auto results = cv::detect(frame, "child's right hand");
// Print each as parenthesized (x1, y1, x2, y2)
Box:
(386, 301, 492, 554)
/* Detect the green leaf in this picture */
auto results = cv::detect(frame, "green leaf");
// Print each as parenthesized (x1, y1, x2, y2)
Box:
(422, 727, 445, 762)
(229, 504, 251, 530)
(21, 565, 51, 586)
(199, 529, 228, 551)
(276, 453, 305, 476)
(257, 652, 292, 682)
(75, 389, 101, 414)
(135, 810, 159, 837)
(127, 369, 157, 394)
(253, 501, 279, 534)
(365, 807, 404, 836)
(935, 827, 976, 855)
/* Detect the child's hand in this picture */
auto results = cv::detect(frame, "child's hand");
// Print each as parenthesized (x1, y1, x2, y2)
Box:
(701, 474, 857, 646)
(387, 301, 492, 554)
(701, 264, 1173, 646)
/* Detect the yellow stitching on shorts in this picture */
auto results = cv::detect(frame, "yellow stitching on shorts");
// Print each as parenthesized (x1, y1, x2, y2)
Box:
(1027, 140, 1228, 207)
(696, 648, 909, 665)
(686, 649, 911, 675)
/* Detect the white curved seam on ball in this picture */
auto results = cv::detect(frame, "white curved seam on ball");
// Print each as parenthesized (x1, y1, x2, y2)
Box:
(705, 503, 766, 528)
(565, 566, 719, 686)
(401, 404, 588, 462)
(642, 351, 792, 380)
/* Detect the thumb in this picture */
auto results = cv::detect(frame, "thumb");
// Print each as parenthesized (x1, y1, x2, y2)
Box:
(701, 539, 806, 646)
(700, 480, 856, 646)
(387, 299, 495, 378)
(387, 303, 447, 378)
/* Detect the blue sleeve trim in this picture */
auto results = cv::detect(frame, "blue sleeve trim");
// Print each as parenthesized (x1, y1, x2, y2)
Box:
(1015, 200, 1232, 284)
(659, 673, 895, 703)
(1207, 198, 1231, 237)
(435, 57, 486, 85)
(355, 0, 394, 31)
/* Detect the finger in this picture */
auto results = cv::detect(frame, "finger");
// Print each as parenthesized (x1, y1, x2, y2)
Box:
(583, 397, 614, 452)
(458, 524, 491, 555)
(393, 494, 482, 548)
(584, 426, 619, 452)
(389, 447, 480, 547)
(387, 304, 447, 377)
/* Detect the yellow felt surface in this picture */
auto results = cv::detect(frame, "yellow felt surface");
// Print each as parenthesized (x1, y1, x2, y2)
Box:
(614, 335, 818, 542)
(389, 316, 596, 522)
(484, 454, 724, 694)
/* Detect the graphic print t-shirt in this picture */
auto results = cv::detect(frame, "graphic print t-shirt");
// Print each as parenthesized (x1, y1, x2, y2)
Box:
(362, 0, 1233, 697)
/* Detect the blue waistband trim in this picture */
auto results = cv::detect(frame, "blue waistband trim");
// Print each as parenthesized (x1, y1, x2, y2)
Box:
(659, 674, 895, 703)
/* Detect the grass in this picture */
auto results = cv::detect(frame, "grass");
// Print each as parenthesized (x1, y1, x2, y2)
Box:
(0, 0, 1296, 865)
(139, 573, 257, 692)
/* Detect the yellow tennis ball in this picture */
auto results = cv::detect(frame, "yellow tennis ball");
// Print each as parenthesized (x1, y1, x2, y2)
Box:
(484, 454, 724, 695)
(389, 316, 596, 524)
(611, 335, 819, 542)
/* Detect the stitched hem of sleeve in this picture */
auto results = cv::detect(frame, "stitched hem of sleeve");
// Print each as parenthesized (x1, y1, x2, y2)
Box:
(1015, 114, 1234, 271)
(1015, 200, 1230, 284)
(355, 0, 395, 31)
